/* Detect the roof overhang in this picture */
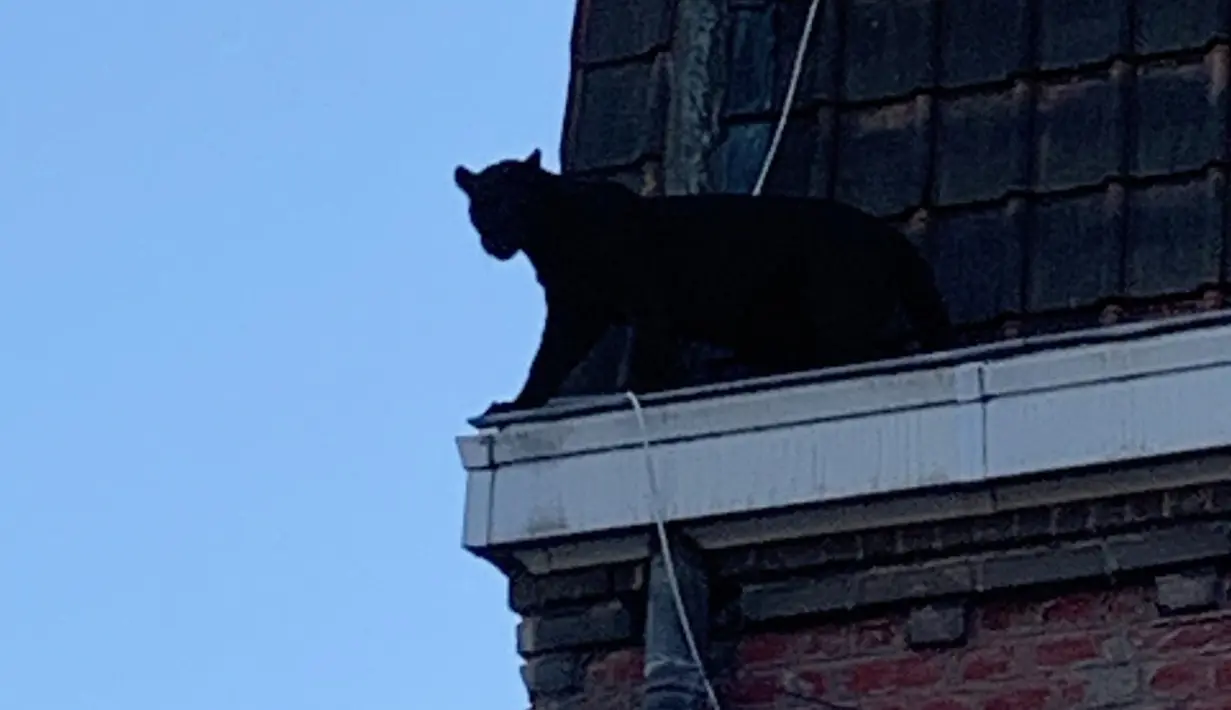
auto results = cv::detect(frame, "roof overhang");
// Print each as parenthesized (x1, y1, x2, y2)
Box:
(457, 311, 1231, 573)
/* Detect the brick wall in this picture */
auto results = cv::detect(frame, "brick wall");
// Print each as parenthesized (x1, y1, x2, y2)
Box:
(728, 580, 1231, 709)
(510, 475, 1231, 709)
(522, 577, 1231, 710)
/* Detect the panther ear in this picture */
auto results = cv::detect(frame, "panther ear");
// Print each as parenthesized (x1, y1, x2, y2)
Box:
(524, 149, 542, 170)
(454, 166, 477, 194)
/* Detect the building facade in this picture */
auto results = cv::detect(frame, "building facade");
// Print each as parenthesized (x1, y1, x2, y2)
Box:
(458, 0, 1231, 708)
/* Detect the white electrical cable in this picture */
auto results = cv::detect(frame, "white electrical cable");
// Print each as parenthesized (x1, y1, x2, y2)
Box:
(751, 0, 823, 197)
(626, 2, 823, 708)
(624, 391, 723, 710)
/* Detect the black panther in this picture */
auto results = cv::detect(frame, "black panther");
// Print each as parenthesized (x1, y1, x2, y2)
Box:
(455, 149, 951, 418)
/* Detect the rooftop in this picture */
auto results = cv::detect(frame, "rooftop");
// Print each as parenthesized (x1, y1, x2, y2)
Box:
(460, 309, 1231, 574)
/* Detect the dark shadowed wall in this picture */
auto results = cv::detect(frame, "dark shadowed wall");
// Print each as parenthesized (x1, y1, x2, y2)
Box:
(554, 0, 1231, 397)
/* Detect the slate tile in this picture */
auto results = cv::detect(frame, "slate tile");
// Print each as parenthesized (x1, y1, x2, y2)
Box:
(566, 59, 667, 172)
(934, 83, 1031, 206)
(577, 0, 672, 64)
(835, 98, 932, 216)
(1132, 52, 1230, 178)
(843, 0, 936, 102)
(726, 7, 776, 116)
(1133, 0, 1230, 56)
(759, 111, 836, 197)
(810, 107, 837, 198)
(711, 121, 772, 193)
(928, 200, 1026, 324)
(1034, 71, 1126, 192)
(1027, 188, 1126, 311)
(940, 0, 1029, 88)
(1037, 0, 1128, 70)
(1126, 175, 1225, 297)
(774, 0, 842, 105)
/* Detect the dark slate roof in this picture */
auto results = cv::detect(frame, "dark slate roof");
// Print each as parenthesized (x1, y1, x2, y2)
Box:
(554, 0, 1231, 396)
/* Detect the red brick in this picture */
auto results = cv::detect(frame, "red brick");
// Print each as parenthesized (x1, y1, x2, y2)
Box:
(736, 632, 796, 668)
(1038, 589, 1152, 629)
(1153, 618, 1231, 653)
(1033, 634, 1104, 667)
(847, 655, 945, 694)
(586, 648, 644, 686)
(982, 686, 1051, 710)
(1105, 586, 1153, 624)
(725, 668, 781, 706)
(1150, 660, 1213, 696)
(853, 618, 903, 655)
(796, 623, 851, 659)
(981, 601, 1043, 633)
(728, 667, 832, 708)
(1217, 659, 1231, 689)
(783, 667, 828, 697)
(864, 702, 907, 710)
(1041, 592, 1101, 627)
(961, 647, 1015, 682)
(1057, 678, 1086, 704)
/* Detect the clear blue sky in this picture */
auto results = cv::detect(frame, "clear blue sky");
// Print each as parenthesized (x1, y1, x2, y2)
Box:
(1, 3, 572, 708)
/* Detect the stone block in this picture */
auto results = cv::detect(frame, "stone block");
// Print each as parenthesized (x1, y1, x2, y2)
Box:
(1126, 175, 1224, 298)
(1027, 188, 1125, 312)
(842, 0, 935, 102)
(1037, 0, 1128, 70)
(1133, 0, 1230, 56)
(835, 98, 931, 216)
(1014, 507, 1054, 539)
(857, 560, 976, 607)
(981, 545, 1106, 590)
(510, 567, 612, 615)
(1034, 71, 1126, 192)
(739, 574, 855, 622)
(927, 200, 1026, 324)
(521, 653, 586, 697)
(1132, 52, 1230, 178)
(576, 0, 672, 64)
(566, 58, 667, 172)
(940, 0, 1029, 87)
(1106, 525, 1231, 571)
(1155, 569, 1220, 615)
(517, 600, 636, 656)
(906, 602, 969, 648)
(933, 83, 1031, 206)
(1080, 664, 1141, 707)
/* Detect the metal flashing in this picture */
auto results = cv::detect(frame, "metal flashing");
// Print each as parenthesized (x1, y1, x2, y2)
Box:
(458, 315, 1231, 556)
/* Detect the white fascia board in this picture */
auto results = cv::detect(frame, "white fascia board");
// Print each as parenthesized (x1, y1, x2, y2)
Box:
(457, 313, 1231, 551)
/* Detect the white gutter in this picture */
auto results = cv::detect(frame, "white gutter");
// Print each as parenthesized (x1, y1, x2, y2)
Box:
(457, 312, 1231, 554)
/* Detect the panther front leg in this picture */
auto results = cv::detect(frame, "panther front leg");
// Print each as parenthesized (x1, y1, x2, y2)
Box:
(481, 298, 610, 418)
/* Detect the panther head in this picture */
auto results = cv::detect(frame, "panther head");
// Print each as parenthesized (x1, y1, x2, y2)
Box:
(454, 149, 547, 261)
